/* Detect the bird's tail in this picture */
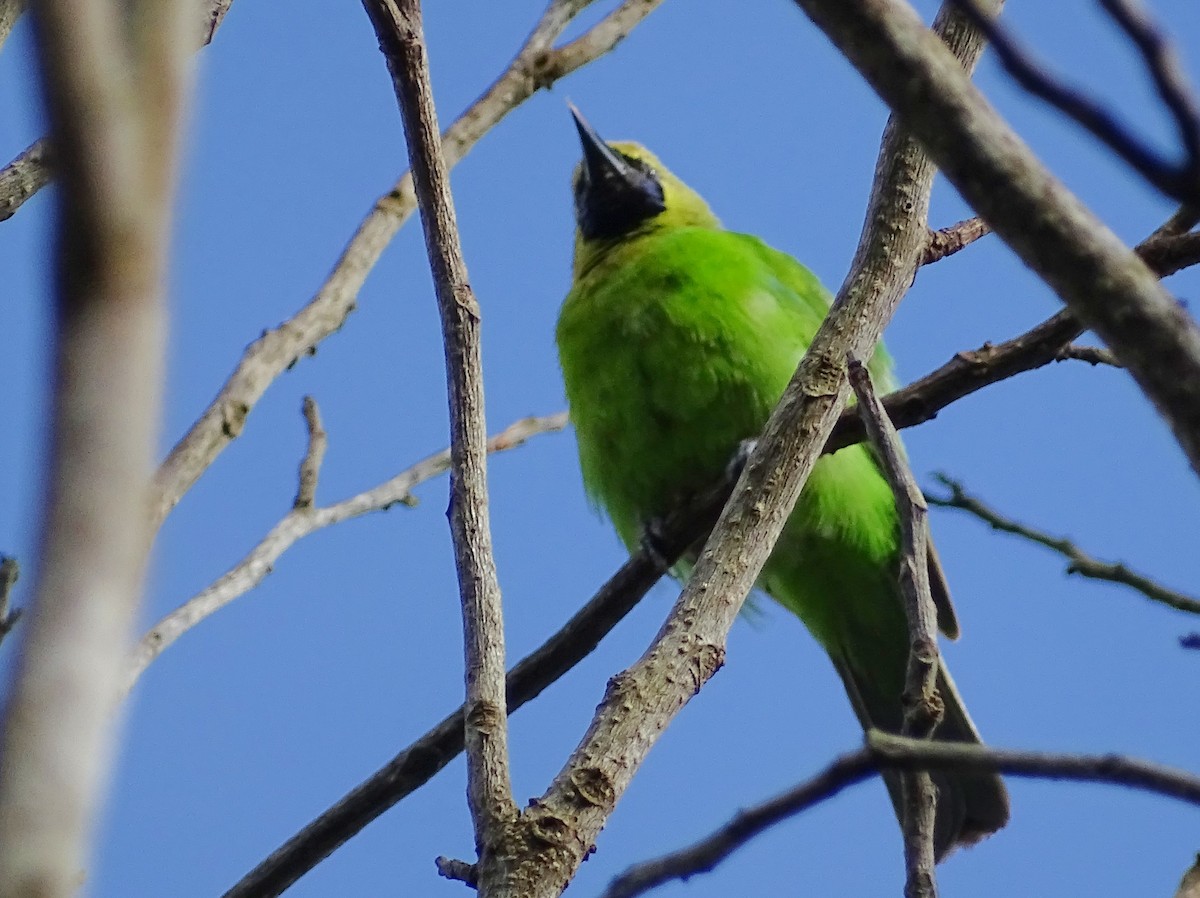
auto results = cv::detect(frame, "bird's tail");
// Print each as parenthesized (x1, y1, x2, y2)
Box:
(833, 656, 1010, 861)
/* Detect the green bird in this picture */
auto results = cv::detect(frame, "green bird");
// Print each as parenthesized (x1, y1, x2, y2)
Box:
(555, 108, 1009, 860)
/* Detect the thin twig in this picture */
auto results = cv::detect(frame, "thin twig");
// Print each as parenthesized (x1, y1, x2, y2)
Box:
(928, 474, 1200, 616)
(923, 216, 989, 264)
(1097, 0, 1200, 169)
(0, 139, 51, 222)
(0, 0, 23, 53)
(148, 0, 662, 534)
(293, 396, 327, 509)
(126, 412, 567, 695)
(849, 358, 939, 898)
(867, 730, 1200, 804)
(364, 0, 516, 863)
(597, 753, 880, 898)
(600, 731, 1200, 898)
(947, 0, 1200, 205)
(221, 450, 735, 898)
(0, 556, 21, 647)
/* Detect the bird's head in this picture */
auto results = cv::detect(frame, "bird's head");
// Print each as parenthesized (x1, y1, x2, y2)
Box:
(568, 106, 719, 271)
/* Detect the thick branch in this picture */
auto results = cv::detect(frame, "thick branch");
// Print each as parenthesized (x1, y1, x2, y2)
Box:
(929, 474, 1200, 616)
(797, 0, 1200, 477)
(0, 0, 189, 892)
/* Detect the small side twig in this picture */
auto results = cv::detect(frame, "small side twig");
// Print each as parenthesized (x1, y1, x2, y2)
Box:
(127, 411, 567, 695)
(293, 396, 327, 509)
(435, 856, 478, 886)
(0, 556, 21, 647)
(928, 474, 1200, 616)
(848, 357, 939, 898)
(1054, 344, 1121, 367)
(923, 216, 989, 264)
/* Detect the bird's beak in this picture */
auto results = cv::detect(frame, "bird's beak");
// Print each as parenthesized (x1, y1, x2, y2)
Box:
(569, 103, 637, 190)
(568, 103, 665, 240)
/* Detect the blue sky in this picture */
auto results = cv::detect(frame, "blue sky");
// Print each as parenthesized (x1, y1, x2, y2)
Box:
(2, 1, 1199, 896)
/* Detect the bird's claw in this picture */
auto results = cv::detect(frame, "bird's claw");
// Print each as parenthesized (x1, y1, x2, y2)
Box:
(639, 518, 673, 574)
(725, 438, 758, 482)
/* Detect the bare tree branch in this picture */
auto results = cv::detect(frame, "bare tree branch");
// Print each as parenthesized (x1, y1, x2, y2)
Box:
(0, 556, 21, 648)
(0, 0, 191, 891)
(292, 396, 327, 509)
(125, 411, 566, 696)
(0, 139, 51, 222)
(601, 729, 1200, 898)
(364, 0, 516, 868)
(220, 450, 739, 898)
(928, 474, 1200, 616)
(1096, 0, 1200, 170)
(1054, 343, 1121, 366)
(597, 753, 880, 898)
(0, 0, 22, 52)
(1174, 854, 1200, 898)
(923, 215, 989, 264)
(948, 0, 1200, 206)
(867, 730, 1200, 803)
(798, 0, 1200, 480)
(149, 0, 663, 534)
(848, 358, 940, 898)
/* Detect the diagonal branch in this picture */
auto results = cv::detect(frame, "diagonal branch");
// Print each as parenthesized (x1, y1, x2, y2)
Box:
(1096, 0, 1200, 170)
(0, 556, 21, 649)
(148, 0, 662, 534)
(947, 0, 1200, 206)
(798, 0, 1200, 480)
(220, 447, 737, 898)
(125, 411, 566, 696)
(928, 474, 1200, 616)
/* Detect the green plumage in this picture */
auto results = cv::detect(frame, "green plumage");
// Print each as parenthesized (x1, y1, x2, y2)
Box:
(556, 118, 1008, 860)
